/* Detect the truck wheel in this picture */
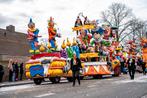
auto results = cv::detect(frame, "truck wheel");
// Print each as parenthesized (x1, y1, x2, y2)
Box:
(80, 76, 84, 80)
(93, 75, 102, 79)
(49, 77, 61, 83)
(113, 66, 121, 77)
(33, 78, 42, 85)
(67, 77, 73, 82)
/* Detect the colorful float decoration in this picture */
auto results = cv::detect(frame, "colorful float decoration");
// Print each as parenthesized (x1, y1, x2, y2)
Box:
(141, 38, 147, 62)
(25, 14, 122, 85)
(48, 17, 61, 49)
(71, 14, 121, 77)
(27, 18, 41, 54)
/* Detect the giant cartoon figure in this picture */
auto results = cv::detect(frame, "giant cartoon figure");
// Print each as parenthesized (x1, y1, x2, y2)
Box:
(74, 16, 83, 35)
(77, 29, 92, 50)
(48, 17, 60, 49)
(27, 18, 40, 51)
(90, 33, 101, 52)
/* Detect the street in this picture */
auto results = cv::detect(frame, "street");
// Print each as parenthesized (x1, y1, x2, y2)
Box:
(0, 73, 147, 98)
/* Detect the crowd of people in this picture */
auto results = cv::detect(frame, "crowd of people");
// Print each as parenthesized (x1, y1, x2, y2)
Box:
(119, 55, 146, 80)
(8, 59, 24, 82)
(0, 56, 146, 84)
(0, 59, 24, 82)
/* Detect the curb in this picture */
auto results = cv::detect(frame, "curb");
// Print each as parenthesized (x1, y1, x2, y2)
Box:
(0, 81, 34, 88)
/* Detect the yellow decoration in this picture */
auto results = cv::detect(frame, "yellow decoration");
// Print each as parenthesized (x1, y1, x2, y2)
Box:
(48, 69, 63, 77)
(36, 50, 40, 53)
(72, 25, 94, 31)
(116, 47, 122, 51)
(66, 38, 71, 46)
(25, 64, 31, 70)
(39, 45, 45, 52)
(25, 63, 41, 70)
(47, 43, 51, 49)
(72, 38, 77, 46)
(50, 61, 66, 67)
(80, 53, 98, 58)
(112, 59, 120, 69)
(61, 40, 66, 49)
(29, 50, 34, 53)
(26, 72, 31, 78)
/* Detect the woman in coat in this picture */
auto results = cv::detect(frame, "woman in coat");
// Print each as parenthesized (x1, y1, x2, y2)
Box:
(71, 53, 82, 86)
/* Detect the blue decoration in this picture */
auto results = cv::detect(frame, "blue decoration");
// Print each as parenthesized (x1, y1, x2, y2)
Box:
(72, 45, 80, 58)
(30, 65, 44, 77)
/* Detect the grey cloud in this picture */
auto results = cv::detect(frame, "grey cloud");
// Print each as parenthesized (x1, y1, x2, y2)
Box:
(0, 0, 15, 3)
(20, 0, 34, 2)
(0, 14, 15, 25)
(52, 6, 73, 11)
(0, 0, 34, 3)
(0, 14, 9, 24)
(34, 10, 44, 14)
(18, 13, 29, 18)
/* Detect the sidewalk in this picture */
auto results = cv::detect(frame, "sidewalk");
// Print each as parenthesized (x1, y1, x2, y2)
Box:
(0, 80, 34, 88)
(0, 78, 64, 88)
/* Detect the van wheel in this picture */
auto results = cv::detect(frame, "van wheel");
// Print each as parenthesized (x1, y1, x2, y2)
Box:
(67, 77, 73, 82)
(49, 77, 61, 83)
(33, 78, 42, 85)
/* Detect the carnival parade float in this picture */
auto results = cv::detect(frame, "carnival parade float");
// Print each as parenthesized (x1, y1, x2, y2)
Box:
(25, 14, 122, 85)
(72, 14, 121, 78)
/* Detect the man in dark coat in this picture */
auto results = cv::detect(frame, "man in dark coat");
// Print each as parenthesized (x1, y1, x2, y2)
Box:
(0, 65, 4, 82)
(14, 62, 19, 81)
(71, 53, 82, 86)
(127, 57, 136, 80)
(19, 63, 24, 80)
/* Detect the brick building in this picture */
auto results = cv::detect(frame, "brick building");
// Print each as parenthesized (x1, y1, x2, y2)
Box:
(0, 25, 30, 81)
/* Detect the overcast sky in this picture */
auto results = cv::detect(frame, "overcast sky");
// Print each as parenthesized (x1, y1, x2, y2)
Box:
(0, 0, 147, 46)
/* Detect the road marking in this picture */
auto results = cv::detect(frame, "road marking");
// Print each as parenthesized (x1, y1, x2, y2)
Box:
(35, 93, 55, 97)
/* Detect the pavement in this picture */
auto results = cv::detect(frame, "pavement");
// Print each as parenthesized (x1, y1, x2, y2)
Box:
(0, 78, 65, 88)
(1, 73, 147, 98)
(0, 80, 34, 88)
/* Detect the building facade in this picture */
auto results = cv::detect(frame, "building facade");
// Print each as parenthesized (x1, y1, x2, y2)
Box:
(0, 25, 30, 81)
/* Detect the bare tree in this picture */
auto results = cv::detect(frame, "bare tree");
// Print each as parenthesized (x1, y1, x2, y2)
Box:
(101, 3, 134, 42)
(123, 18, 147, 41)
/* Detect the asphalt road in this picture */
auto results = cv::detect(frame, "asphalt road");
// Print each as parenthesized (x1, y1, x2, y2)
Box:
(1, 73, 147, 98)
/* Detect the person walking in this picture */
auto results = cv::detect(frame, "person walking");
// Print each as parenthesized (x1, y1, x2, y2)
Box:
(127, 56, 136, 80)
(8, 59, 13, 82)
(142, 61, 146, 75)
(14, 61, 19, 81)
(0, 65, 4, 82)
(19, 62, 24, 80)
(12, 62, 16, 82)
(120, 56, 125, 74)
(71, 53, 82, 86)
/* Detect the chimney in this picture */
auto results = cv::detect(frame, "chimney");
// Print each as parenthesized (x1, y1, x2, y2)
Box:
(6, 25, 15, 32)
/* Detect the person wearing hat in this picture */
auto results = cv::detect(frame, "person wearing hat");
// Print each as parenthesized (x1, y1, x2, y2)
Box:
(70, 52, 82, 86)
